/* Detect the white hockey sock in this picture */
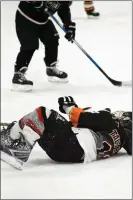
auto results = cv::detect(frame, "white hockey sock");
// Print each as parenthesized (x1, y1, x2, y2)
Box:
(23, 125, 40, 146)
(10, 122, 22, 140)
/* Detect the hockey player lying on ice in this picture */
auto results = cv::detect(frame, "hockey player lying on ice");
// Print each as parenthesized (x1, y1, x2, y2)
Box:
(1, 96, 132, 170)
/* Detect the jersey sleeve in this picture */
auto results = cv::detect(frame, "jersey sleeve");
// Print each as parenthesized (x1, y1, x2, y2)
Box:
(69, 107, 115, 131)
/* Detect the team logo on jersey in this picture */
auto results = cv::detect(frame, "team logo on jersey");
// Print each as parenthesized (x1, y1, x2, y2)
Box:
(109, 129, 121, 154)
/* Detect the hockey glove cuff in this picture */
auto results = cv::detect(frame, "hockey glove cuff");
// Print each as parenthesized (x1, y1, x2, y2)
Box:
(64, 22, 76, 43)
(69, 107, 85, 127)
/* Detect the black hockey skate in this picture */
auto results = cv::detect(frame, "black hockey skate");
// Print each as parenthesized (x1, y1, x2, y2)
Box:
(46, 62, 68, 83)
(0, 122, 32, 170)
(12, 67, 33, 92)
(86, 10, 100, 17)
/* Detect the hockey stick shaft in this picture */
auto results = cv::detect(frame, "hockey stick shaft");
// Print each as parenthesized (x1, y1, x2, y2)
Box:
(47, 12, 123, 86)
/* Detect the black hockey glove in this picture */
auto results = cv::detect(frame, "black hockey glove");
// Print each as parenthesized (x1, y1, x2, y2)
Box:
(64, 22, 76, 43)
(58, 96, 78, 114)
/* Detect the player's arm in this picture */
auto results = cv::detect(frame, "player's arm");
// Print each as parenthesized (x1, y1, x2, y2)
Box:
(57, 2, 76, 42)
(58, 96, 114, 130)
(69, 108, 114, 130)
(57, 2, 72, 25)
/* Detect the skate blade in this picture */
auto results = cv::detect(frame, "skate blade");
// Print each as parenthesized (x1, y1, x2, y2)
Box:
(1, 151, 23, 170)
(12, 84, 33, 92)
(87, 15, 100, 19)
(47, 76, 68, 83)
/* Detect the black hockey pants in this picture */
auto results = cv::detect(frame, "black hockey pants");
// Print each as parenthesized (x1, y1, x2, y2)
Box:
(15, 11, 59, 72)
(38, 110, 85, 163)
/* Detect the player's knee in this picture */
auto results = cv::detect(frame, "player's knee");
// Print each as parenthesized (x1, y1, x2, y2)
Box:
(19, 48, 36, 55)
(20, 40, 39, 50)
(54, 33, 59, 45)
(46, 33, 59, 47)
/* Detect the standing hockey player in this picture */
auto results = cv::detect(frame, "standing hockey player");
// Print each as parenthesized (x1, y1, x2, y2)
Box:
(84, 1, 100, 17)
(12, 1, 76, 91)
(1, 96, 132, 169)
(69, 1, 100, 18)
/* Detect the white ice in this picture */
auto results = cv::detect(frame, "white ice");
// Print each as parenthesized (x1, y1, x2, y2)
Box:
(1, 1, 132, 199)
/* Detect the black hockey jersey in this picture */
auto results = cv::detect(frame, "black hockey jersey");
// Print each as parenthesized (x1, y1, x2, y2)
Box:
(18, 1, 72, 25)
(69, 107, 126, 159)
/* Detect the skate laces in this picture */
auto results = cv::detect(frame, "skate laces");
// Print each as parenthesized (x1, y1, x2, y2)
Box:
(2, 121, 16, 133)
(16, 72, 27, 81)
(20, 72, 27, 81)
(53, 67, 64, 75)
(11, 132, 26, 148)
(48, 61, 64, 75)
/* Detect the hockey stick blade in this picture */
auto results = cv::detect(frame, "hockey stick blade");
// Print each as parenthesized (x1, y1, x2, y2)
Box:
(109, 78, 132, 87)
(110, 78, 132, 87)
(122, 80, 132, 87)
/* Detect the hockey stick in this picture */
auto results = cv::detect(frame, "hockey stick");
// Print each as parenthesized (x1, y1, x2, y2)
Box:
(47, 11, 131, 87)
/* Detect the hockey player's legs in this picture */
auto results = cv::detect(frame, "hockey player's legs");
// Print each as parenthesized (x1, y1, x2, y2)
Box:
(13, 49, 35, 92)
(84, 1, 100, 17)
(0, 121, 34, 170)
(38, 109, 72, 152)
(12, 11, 39, 91)
(39, 20, 68, 83)
(0, 106, 84, 168)
(39, 20, 59, 67)
(43, 134, 85, 163)
(38, 110, 84, 163)
(0, 106, 49, 169)
(15, 11, 39, 51)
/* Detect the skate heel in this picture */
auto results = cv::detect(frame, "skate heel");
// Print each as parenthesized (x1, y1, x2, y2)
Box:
(47, 76, 68, 83)
(12, 71, 33, 92)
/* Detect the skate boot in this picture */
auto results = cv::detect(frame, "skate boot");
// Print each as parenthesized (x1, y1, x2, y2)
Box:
(86, 10, 100, 17)
(12, 67, 33, 92)
(0, 121, 33, 170)
(46, 62, 68, 83)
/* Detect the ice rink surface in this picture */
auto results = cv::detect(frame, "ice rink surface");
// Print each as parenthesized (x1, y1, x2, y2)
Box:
(1, 1, 132, 199)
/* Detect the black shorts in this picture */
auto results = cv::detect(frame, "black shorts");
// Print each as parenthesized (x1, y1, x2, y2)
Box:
(15, 11, 59, 50)
(38, 110, 84, 163)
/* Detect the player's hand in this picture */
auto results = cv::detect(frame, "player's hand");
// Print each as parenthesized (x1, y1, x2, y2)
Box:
(58, 96, 78, 114)
(64, 22, 76, 43)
